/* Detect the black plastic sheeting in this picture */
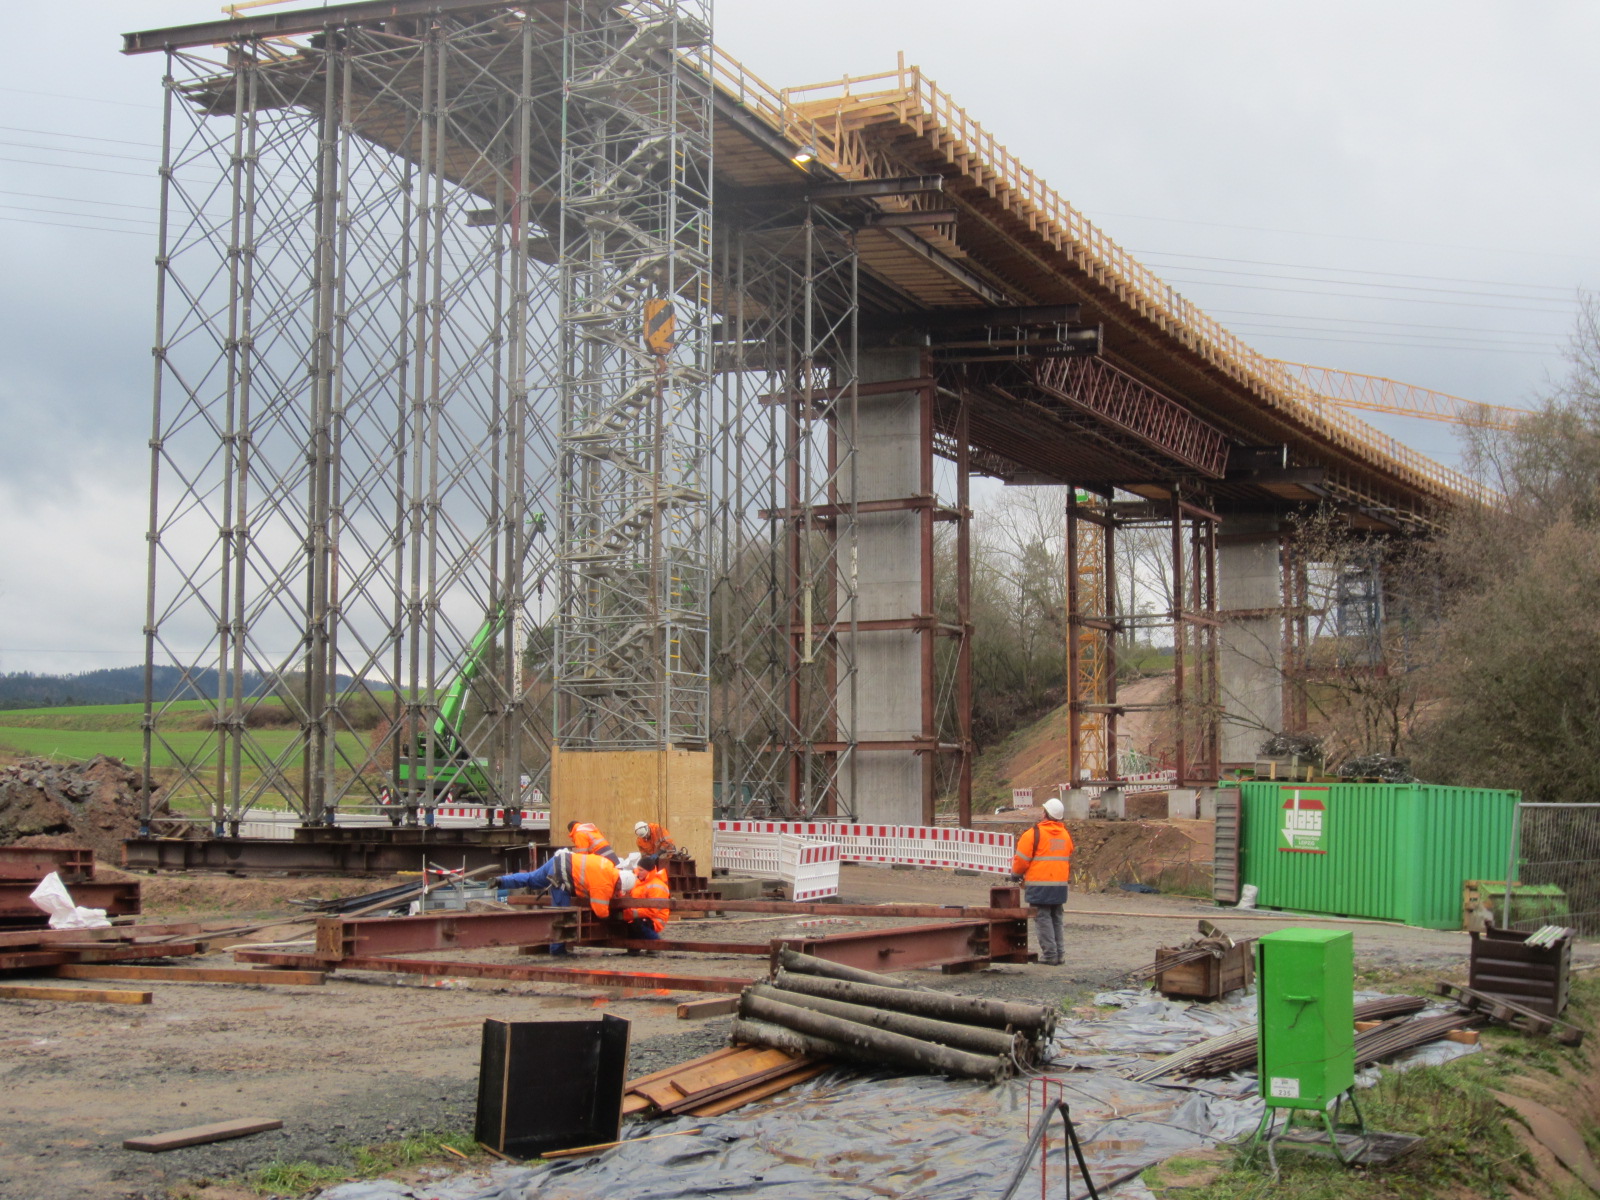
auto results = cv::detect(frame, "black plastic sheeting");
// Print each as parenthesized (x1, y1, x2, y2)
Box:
(319, 988, 1474, 1200)
(320, 1067, 1259, 1199)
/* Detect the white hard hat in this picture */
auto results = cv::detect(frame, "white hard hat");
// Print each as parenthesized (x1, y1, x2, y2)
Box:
(1043, 797, 1065, 821)
(617, 869, 637, 893)
(634, 821, 651, 836)
(621, 852, 640, 870)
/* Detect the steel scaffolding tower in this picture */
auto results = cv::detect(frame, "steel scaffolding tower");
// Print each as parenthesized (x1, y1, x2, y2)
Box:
(134, 4, 727, 829)
(554, 0, 714, 750)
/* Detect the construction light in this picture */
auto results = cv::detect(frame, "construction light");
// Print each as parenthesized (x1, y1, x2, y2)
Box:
(791, 144, 817, 166)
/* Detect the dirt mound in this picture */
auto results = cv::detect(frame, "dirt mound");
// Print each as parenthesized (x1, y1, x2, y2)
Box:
(0, 756, 184, 863)
(975, 807, 1212, 895)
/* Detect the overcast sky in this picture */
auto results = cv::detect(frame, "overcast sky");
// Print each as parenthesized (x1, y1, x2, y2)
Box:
(1, 1, 1595, 675)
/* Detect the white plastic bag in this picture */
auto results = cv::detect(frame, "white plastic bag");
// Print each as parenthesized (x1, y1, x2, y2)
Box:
(1237, 883, 1259, 910)
(28, 872, 111, 929)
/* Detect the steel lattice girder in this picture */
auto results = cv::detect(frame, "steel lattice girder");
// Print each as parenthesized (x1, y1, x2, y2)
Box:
(1032, 356, 1231, 479)
(236, 949, 754, 994)
(313, 909, 585, 960)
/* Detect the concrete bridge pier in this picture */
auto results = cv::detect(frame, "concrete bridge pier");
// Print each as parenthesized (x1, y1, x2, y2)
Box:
(836, 348, 933, 824)
(1218, 516, 1285, 764)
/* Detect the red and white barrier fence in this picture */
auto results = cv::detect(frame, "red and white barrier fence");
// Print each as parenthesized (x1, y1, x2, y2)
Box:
(713, 831, 843, 899)
(715, 820, 1016, 875)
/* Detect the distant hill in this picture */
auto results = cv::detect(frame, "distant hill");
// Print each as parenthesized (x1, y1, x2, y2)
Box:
(0, 666, 358, 710)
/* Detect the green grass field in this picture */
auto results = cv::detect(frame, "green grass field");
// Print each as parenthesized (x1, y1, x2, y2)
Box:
(0, 702, 377, 814)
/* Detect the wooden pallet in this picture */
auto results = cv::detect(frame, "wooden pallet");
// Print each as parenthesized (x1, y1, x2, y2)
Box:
(1435, 981, 1584, 1046)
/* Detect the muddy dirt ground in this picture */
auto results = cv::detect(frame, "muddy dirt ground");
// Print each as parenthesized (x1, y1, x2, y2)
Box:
(3, 865, 1592, 1200)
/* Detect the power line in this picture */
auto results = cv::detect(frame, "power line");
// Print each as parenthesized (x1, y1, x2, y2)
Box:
(1207, 308, 1565, 337)
(0, 124, 162, 150)
(0, 85, 161, 111)
(1232, 329, 1559, 357)
(0, 156, 154, 180)
(0, 188, 161, 212)
(1094, 207, 1600, 266)
(0, 138, 156, 165)
(1132, 249, 1578, 295)
(0, 213, 146, 237)
(1159, 274, 1576, 314)
(0, 201, 155, 226)
(1148, 261, 1577, 304)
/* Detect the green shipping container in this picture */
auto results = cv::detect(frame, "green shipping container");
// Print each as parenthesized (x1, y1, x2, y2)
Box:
(1238, 782, 1520, 929)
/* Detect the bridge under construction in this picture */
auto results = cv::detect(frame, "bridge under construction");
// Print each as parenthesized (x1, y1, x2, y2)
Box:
(122, 0, 1489, 843)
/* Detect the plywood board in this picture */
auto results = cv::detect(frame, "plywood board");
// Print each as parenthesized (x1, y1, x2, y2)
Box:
(550, 747, 713, 868)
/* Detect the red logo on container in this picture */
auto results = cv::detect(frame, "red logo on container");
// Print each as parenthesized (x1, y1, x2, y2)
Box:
(1280, 786, 1328, 854)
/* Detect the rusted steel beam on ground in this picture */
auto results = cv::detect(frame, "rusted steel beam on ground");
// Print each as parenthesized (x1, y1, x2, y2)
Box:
(0, 881, 140, 920)
(580, 897, 1035, 920)
(122, 837, 529, 876)
(591, 939, 771, 955)
(234, 950, 754, 995)
(0, 943, 201, 972)
(314, 909, 584, 962)
(775, 920, 998, 973)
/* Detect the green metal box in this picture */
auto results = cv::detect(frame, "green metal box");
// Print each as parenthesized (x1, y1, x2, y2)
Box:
(1256, 929, 1354, 1110)
(1237, 782, 1519, 928)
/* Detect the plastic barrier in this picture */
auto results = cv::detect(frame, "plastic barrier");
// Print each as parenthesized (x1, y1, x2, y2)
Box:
(712, 831, 842, 899)
(782, 837, 844, 901)
(715, 820, 1016, 875)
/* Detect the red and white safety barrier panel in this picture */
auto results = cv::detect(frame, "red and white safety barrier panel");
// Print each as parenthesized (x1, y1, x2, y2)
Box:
(715, 820, 1016, 875)
(431, 807, 550, 825)
(1085, 770, 1176, 797)
(713, 831, 842, 899)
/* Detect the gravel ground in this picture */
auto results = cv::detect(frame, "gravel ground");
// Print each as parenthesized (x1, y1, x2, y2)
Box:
(3, 863, 1592, 1200)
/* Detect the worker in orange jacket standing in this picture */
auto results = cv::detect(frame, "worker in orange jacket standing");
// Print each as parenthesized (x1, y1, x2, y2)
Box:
(567, 820, 620, 864)
(1011, 797, 1073, 966)
(633, 820, 677, 857)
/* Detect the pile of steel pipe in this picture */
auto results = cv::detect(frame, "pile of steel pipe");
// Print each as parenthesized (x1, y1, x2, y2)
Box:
(1129, 994, 1430, 1082)
(728, 949, 1056, 1082)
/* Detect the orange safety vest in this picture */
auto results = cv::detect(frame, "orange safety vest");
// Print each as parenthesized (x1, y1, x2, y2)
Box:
(569, 822, 615, 860)
(635, 822, 675, 856)
(1011, 820, 1073, 884)
(630, 867, 672, 932)
(569, 851, 621, 919)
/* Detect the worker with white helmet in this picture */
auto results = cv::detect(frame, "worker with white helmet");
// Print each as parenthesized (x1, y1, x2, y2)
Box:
(497, 849, 635, 955)
(1010, 796, 1074, 966)
(633, 819, 677, 857)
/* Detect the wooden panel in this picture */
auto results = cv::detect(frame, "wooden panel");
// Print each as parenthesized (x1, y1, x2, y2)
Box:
(52, 964, 325, 986)
(550, 747, 714, 868)
(0, 984, 152, 1005)
(123, 1118, 282, 1152)
(1212, 787, 1241, 904)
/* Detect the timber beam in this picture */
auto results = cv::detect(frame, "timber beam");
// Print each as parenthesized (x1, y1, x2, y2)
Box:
(234, 950, 755, 995)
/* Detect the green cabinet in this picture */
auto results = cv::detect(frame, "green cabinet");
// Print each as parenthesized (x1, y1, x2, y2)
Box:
(1257, 929, 1354, 1110)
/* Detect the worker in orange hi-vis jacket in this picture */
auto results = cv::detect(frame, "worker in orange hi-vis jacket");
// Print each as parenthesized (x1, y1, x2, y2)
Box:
(1010, 797, 1074, 967)
(566, 820, 620, 864)
(633, 820, 677, 857)
(496, 849, 634, 954)
(623, 855, 672, 952)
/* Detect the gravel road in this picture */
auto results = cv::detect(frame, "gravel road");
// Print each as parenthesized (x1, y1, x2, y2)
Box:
(2, 864, 1589, 1199)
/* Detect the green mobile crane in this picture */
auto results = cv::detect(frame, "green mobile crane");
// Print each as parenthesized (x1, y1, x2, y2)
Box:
(394, 609, 506, 804)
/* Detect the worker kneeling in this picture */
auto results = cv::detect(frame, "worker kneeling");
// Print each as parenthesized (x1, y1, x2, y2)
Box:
(623, 854, 672, 954)
(1011, 797, 1074, 967)
(497, 849, 635, 955)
